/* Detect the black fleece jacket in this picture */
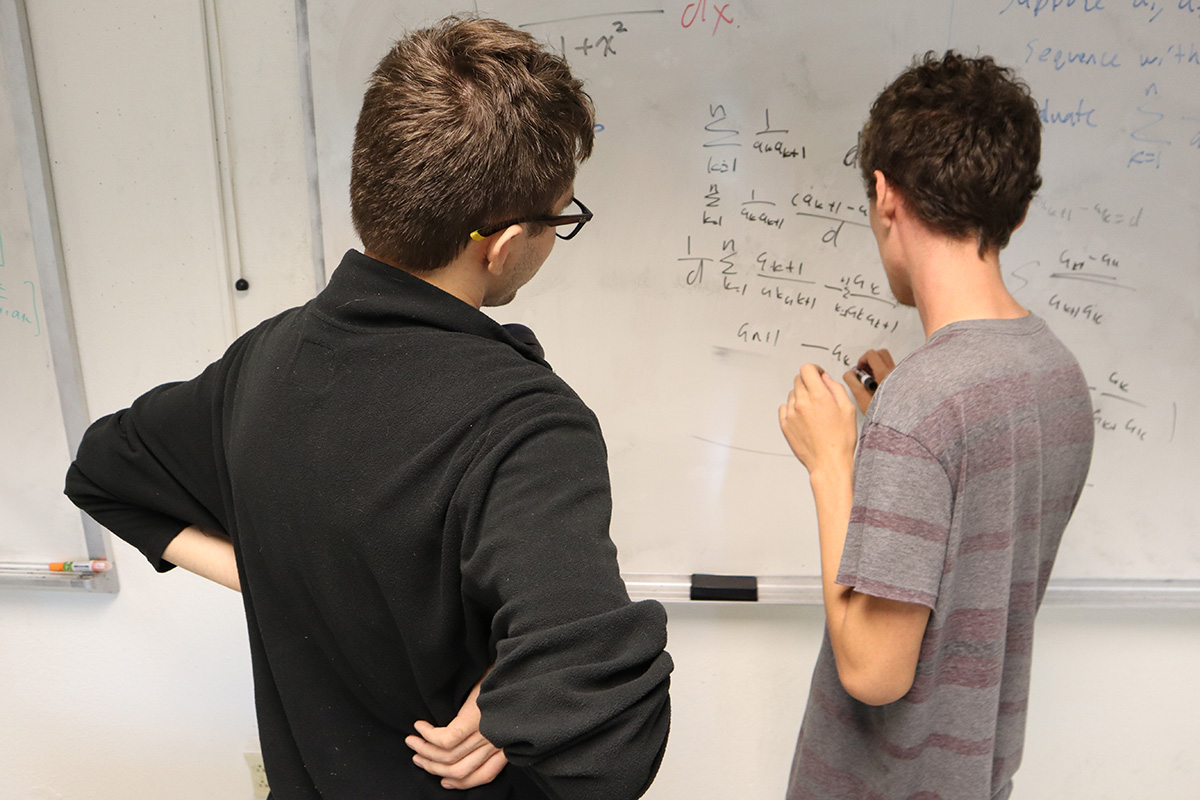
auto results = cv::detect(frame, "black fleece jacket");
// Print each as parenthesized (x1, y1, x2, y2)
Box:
(65, 250, 672, 800)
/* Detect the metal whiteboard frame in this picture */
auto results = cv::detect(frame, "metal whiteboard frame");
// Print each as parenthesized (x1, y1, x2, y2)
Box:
(624, 574, 1200, 608)
(296, 2, 1198, 612)
(0, 0, 117, 593)
(294, 0, 327, 292)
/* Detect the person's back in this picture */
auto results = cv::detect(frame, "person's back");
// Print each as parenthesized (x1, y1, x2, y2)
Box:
(778, 51, 1094, 799)
(65, 17, 671, 799)
(223, 255, 669, 797)
(792, 316, 1092, 798)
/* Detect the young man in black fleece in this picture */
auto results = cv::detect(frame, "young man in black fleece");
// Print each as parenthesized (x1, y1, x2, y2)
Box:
(65, 17, 671, 800)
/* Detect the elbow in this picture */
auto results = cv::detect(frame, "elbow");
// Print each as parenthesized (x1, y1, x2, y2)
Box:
(836, 664, 914, 707)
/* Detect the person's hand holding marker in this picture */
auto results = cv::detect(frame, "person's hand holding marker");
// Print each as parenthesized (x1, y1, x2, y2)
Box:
(844, 348, 895, 415)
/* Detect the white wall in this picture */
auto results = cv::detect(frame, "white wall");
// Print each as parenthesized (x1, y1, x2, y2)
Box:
(657, 605, 1200, 799)
(2, 2, 1197, 799)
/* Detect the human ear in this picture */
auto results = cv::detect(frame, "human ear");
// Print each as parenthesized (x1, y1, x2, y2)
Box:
(1013, 207, 1028, 233)
(484, 223, 525, 277)
(873, 170, 898, 226)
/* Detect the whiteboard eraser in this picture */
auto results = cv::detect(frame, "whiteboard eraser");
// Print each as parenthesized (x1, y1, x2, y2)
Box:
(690, 573, 758, 602)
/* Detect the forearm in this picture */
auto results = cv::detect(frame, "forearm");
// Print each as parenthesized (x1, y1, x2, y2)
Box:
(809, 469, 855, 646)
(161, 525, 241, 592)
(463, 408, 672, 798)
(66, 371, 233, 571)
(782, 366, 934, 706)
(479, 602, 672, 800)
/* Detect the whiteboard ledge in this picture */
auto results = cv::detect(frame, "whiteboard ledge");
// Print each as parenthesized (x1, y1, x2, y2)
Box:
(622, 574, 1200, 608)
(0, 567, 118, 593)
(1040, 578, 1200, 608)
(624, 574, 823, 605)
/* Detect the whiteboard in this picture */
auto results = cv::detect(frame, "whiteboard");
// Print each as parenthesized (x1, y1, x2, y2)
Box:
(0, 0, 115, 591)
(302, 0, 1199, 593)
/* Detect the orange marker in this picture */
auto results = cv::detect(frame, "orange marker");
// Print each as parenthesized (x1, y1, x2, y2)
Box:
(48, 560, 111, 574)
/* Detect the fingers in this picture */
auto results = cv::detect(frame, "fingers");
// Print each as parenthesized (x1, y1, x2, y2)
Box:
(859, 348, 895, 384)
(407, 732, 505, 788)
(795, 363, 827, 395)
(822, 371, 854, 410)
(784, 363, 848, 415)
(407, 724, 488, 762)
(407, 669, 505, 789)
(780, 362, 860, 470)
(438, 749, 509, 791)
(409, 670, 486, 752)
(845, 348, 898, 414)
(842, 368, 874, 415)
(407, 729, 501, 776)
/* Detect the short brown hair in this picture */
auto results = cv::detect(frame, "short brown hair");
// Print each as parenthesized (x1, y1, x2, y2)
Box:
(350, 17, 595, 272)
(859, 51, 1042, 256)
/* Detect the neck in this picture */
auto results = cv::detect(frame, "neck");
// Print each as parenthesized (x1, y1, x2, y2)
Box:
(364, 249, 484, 309)
(908, 237, 1027, 338)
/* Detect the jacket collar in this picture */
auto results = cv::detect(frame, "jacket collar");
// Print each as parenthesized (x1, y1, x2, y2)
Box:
(313, 250, 550, 368)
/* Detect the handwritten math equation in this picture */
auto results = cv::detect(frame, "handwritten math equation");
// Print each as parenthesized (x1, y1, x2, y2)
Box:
(526, 3, 1190, 456)
(536, 1, 739, 61)
(1016, 199, 1178, 447)
(681, 0, 735, 35)
(1090, 369, 1172, 446)
(669, 102, 901, 374)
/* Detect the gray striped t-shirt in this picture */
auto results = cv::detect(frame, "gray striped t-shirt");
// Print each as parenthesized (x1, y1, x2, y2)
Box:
(788, 314, 1094, 800)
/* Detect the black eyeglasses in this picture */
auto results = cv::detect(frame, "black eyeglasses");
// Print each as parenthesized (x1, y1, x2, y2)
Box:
(469, 197, 593, 242)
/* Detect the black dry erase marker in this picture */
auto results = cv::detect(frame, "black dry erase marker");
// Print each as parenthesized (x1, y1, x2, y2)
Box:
(853, 367, 878, 393)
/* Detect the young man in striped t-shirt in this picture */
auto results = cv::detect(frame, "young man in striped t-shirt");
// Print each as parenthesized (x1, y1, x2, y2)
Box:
(779, 52, 1094, 799)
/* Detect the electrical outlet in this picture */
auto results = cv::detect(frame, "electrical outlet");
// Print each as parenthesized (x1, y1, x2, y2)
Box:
(244, 750, 270, 799)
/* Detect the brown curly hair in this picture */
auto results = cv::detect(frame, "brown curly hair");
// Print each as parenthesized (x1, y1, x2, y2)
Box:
(859, 51, 1042, 257)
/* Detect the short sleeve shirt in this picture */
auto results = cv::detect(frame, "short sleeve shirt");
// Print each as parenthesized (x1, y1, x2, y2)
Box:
(788, 315, 1094, 800)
